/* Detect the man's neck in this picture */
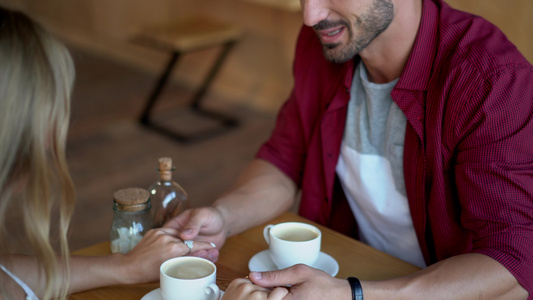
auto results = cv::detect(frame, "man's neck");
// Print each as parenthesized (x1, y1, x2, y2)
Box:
(360, 0, 423, 84)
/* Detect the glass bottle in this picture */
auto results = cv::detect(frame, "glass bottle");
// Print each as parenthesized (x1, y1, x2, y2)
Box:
(110, 187, 153, 254)
(148, 157, 189, 228)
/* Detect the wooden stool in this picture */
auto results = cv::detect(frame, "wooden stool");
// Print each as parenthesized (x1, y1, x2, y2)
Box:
(132, 16, 242, 143)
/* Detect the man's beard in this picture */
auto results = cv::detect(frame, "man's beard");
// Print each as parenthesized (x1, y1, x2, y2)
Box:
(314, 0, 394, 63)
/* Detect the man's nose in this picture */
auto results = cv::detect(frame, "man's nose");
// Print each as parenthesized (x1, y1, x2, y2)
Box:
(301, 0, 329, 27)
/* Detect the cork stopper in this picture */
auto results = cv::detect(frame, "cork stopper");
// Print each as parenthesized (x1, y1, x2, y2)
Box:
(158, 157, 172, 171)
(113, 187, 150, 212)
(158, 157, 173, 181)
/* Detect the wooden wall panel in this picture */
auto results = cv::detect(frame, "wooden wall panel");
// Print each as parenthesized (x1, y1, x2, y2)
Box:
(446, 0, 532, 65)
(0, 0, 530, 112)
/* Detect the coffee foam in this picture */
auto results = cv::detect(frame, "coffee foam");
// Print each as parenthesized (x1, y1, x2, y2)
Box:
(163, 260, 214, 279)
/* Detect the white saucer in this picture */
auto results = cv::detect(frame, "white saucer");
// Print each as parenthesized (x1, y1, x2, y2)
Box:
(248, 250, 339, 276)
(141, 288, 224, 300)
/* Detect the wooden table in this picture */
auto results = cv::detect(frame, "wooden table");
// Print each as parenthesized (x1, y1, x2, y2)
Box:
(69, 212, 420, 299)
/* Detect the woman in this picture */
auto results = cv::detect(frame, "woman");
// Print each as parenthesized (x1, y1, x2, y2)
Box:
(0, 7, 215, 299)
(0, 7, 290, 300)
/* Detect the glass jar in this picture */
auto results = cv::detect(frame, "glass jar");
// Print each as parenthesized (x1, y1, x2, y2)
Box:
(110, 187, 153, 254)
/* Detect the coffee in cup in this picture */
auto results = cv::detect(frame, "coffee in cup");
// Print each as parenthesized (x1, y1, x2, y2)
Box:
(263, 222, 321, 269)
(160, 257, 220, 300)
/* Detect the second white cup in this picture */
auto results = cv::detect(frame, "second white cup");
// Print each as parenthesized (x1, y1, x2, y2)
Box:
(263, 222, 321, 269)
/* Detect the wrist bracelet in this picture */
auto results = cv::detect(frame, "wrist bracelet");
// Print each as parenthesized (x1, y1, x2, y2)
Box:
(347, 277, 364, 300)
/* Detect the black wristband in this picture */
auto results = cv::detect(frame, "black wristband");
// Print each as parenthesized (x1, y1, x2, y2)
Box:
(347, 277, 364, 300)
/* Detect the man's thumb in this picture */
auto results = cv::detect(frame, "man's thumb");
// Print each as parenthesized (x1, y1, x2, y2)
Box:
(249, 269, 296, 288)
(176, 211, 202, 239)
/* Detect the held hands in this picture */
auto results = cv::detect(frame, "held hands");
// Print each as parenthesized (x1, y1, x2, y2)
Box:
(163, 206, 227, 262)
(249, 264, 352, 300)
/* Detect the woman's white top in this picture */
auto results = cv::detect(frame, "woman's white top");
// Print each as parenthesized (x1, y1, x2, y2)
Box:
(0, 263, 39, 300)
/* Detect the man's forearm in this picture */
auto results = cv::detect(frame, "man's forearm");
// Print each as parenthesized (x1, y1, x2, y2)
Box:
(213, 159, 298, 237)
(362, 253, 528, 299)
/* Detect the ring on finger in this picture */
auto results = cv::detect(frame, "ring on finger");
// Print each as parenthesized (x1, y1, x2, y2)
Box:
(184, 240, 194, 254)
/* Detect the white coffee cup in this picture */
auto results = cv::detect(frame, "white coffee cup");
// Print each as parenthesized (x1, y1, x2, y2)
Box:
(263, 222, 321, 269)
(160, 256, 221, 300)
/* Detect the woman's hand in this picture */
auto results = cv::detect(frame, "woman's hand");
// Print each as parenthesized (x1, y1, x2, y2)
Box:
(117, 227, 216, 284)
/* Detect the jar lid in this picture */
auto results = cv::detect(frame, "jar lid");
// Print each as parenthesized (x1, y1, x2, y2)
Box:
(113, 187, 150, 208)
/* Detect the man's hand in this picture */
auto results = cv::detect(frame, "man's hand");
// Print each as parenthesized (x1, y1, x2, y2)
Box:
(163, 206, 227, 262)
(223, 278, 289, 300)
(249, 264, 352, 300)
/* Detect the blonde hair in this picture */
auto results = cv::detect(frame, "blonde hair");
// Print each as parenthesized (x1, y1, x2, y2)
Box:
(0, 7, 76, 299)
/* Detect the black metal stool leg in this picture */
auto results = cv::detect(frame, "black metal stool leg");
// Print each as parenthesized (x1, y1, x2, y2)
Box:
(190, 41, 239, 127)
(138, 40, 240, 143)
(139, 52, 181, 124)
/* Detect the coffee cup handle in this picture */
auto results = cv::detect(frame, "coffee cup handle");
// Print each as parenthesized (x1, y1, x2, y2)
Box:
(206, 283, 220, 300)
(263, 224, 274, 245)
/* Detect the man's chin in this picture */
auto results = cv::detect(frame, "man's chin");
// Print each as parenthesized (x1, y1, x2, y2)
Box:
(322, 46, 353, 64)
(323, 42, 340, 50)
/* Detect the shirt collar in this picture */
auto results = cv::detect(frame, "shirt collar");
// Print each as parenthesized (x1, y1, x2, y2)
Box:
(395, 0, 439, 92)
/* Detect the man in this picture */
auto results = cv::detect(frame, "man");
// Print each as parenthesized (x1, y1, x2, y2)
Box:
(166, 0, 533, 298)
